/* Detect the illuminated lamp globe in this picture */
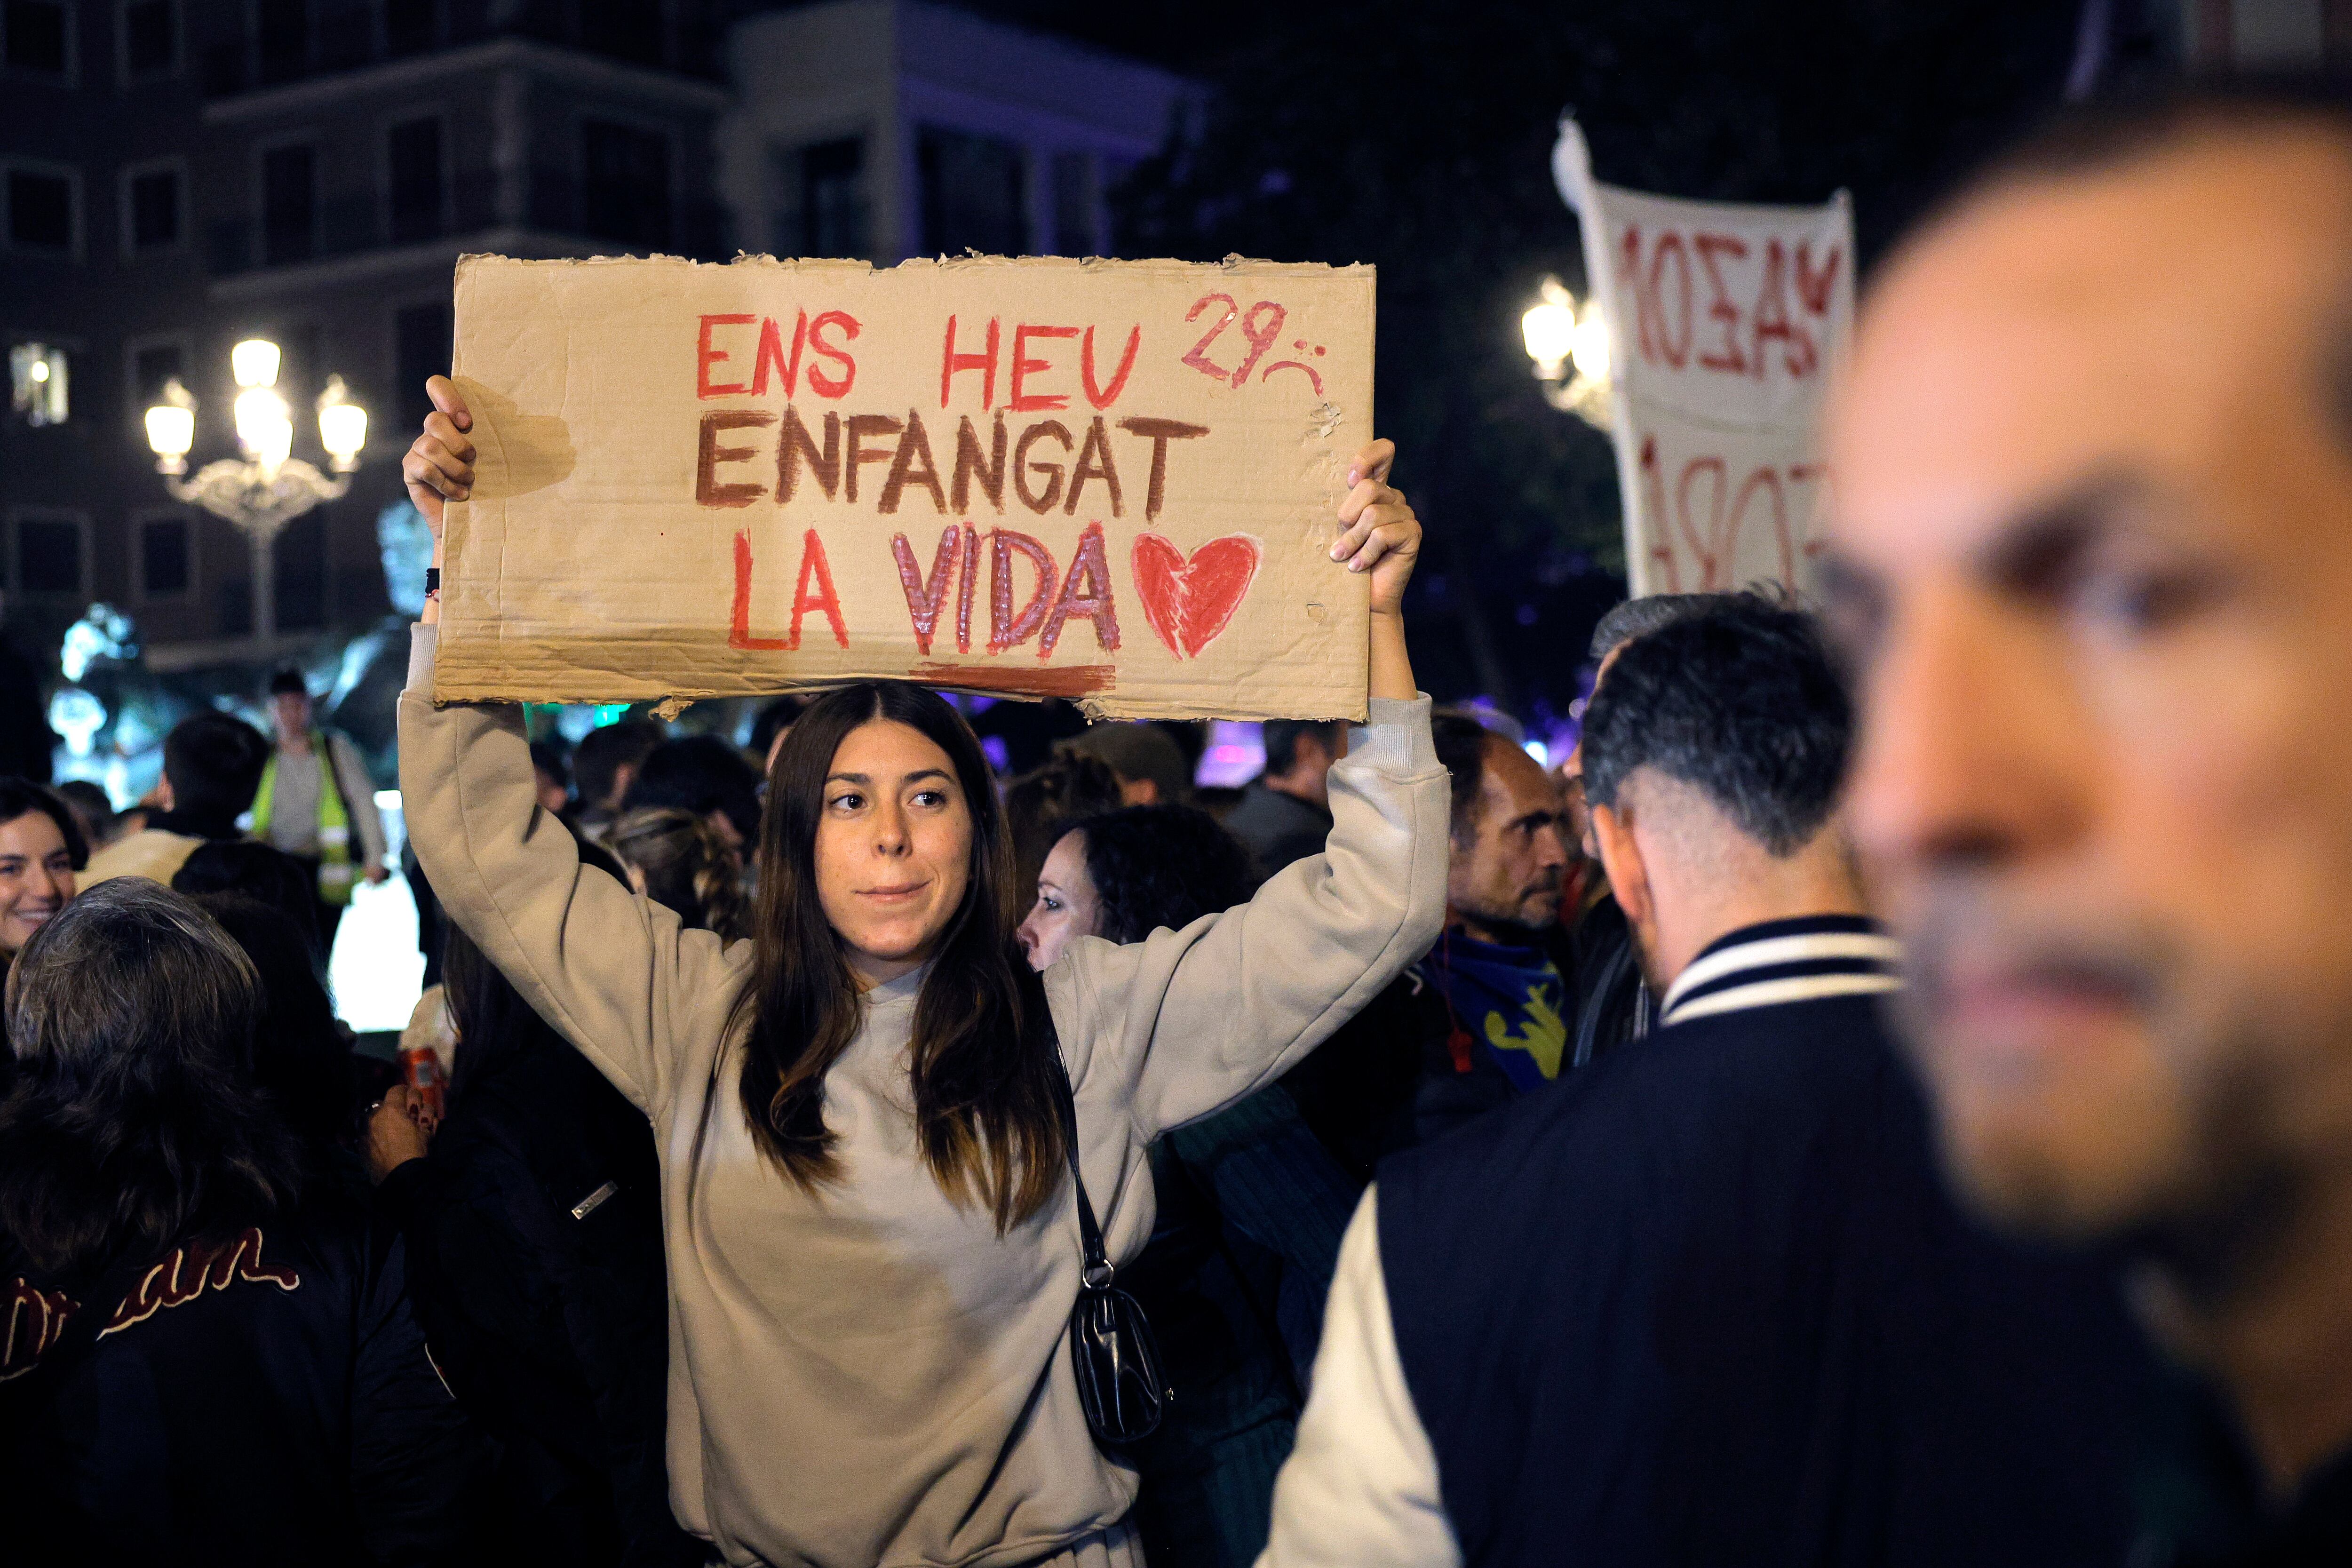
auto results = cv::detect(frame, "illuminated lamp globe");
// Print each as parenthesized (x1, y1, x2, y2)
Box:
(230, 338, 281, 390)
(1570, 301, 1612, 382)
(235, 386, 294, 470)
(144, 404, 194, 462)
(1521, 286, 1577, 382)
(316, 376, 367, 472)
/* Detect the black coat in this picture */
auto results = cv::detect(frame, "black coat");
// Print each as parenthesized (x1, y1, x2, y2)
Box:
(1282, 960, 1534, 1183)
(375, 1026, 697, 1568)
(0, 1200, 483, 1567)
(1378, 993, 2163, 1568)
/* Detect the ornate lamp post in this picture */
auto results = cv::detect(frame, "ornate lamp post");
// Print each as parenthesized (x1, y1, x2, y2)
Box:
(143, 338, 368, 644)
(1521, 275, 1615, 430)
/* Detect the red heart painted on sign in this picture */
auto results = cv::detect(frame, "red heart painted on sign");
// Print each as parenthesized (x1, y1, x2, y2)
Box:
(1131, 533, 1263, 660)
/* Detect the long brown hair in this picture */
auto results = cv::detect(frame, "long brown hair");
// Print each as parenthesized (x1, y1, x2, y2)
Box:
(730, 681, 1064, 1231)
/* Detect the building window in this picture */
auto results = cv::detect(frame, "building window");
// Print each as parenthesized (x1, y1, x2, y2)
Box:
(120, 0, 174, 78)
(383, 0, 436, 56)
(138, 513, 191, 599)
(3, 0, 70, 76)
(10, 510, 87, 597)
(127, 335, 184, 419)
(261, 141, 315, 265)
(122, 160, 182, 253)
(579, 0, 661, 65)
(918, 127, 1026, 256)
(9, 342, 68, 425)
(776, 135, 867, 260)
(387, 115, 444, 243)
(1051, 151, 1094, 256)
(394, 299, 449, 433)
(5, 163, 78, 253)
(254, 0, 307, 83)
(580, 119, 670, 250)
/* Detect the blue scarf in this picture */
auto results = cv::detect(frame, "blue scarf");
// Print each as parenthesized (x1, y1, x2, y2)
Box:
(1425, 928, 1570, 1092)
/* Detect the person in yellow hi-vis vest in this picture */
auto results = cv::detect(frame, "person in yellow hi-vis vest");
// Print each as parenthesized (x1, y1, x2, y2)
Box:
(254, 667, 387, 947)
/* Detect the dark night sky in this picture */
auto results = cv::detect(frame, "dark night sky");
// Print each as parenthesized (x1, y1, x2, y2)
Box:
(842, 0, 2098, 711)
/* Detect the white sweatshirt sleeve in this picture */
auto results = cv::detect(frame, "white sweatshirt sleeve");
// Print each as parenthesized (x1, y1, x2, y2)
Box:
(1258, 1187, 1462, 1568)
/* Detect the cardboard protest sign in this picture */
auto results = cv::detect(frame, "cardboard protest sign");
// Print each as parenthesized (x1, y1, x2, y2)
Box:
(1554, 123, 1855, 597)
(435, 255, 1376, 720)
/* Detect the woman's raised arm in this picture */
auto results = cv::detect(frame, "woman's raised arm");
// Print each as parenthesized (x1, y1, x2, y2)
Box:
(1056, 445, 1449, 1135)
(396, 377, 740, 1114)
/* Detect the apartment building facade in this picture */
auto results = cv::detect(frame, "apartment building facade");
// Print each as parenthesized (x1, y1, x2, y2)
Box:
(3, 0, 1184, 681)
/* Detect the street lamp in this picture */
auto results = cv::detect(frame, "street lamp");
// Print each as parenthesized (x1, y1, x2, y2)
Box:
(145, 338, 368, 644)
(1521, 275, 1614, 430)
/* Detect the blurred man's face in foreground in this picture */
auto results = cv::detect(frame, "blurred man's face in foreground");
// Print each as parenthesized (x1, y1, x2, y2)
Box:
(1826, 124, 2352, 1246)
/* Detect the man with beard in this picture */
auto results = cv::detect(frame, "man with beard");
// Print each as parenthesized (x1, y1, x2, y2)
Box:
(1259, 593, 2155, 1568)
(1823, 78, 2352, 1561)
(1281, 713, 1572, 1173)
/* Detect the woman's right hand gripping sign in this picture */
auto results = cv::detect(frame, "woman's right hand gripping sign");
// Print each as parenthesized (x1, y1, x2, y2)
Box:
(401, 374, 472, 626)
(1333, 436, 1423, 700)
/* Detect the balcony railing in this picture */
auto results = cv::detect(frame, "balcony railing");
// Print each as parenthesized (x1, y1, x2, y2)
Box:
(204, 169, 503, 276)
(199, 3, 722, 99)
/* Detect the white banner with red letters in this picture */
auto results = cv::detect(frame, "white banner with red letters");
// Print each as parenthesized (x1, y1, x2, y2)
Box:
(1555, 122, 1855, 598)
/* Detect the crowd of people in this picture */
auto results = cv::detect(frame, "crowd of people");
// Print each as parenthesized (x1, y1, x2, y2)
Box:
(5, 73, 2352, 1568)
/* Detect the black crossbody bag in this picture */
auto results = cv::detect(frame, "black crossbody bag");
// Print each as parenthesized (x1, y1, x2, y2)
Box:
(1047, 1051, 1168, 1447)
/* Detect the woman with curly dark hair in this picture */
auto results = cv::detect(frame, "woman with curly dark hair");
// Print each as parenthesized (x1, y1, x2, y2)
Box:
(1020, 808, 1365, 1568)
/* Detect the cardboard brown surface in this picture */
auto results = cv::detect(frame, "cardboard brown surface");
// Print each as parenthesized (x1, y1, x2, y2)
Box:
(436, 254, 1376, 719)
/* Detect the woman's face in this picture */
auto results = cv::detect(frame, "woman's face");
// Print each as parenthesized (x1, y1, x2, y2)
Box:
(1018, 831, 1100, 972)
(814, 718, 974, 985)
(0, 811, 74, 955)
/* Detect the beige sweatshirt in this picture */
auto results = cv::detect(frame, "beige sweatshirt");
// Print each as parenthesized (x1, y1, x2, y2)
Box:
(397, 627, 1449, 1568)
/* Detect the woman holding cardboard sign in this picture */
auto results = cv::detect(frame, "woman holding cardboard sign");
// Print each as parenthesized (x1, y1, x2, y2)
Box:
(398, 373, 1445, 1568)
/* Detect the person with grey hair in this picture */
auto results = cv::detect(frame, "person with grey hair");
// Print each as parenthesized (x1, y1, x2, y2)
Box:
(0, 879, 481, 1562)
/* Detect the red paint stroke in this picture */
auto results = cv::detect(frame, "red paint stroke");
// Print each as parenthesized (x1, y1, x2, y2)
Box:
(1181, 293, 1240, 382)
(1131, 533, 1261, 660)
(1039, 521, 1120, 658)
(1229, 301, 1287, 386)
(893, 525, 964, 656)
(988, 530, 1057, 654)
(913, 662, 1115, 698)
(1081, 324, 1142, 409)
(731, 531, 787, 650)
(790, 527, 849, 649)
(954, 522, 979, 653)
(1259, 360, 1324, 394)
(732, 529, 848, 650)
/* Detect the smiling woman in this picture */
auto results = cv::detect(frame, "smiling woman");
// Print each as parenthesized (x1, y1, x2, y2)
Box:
(396, 373, 1446, 1568)
(0, 779, 87, 1090)
(0, 780, 86, 962)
